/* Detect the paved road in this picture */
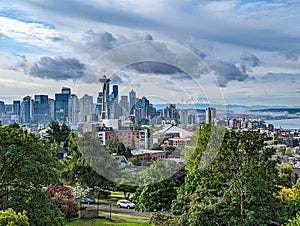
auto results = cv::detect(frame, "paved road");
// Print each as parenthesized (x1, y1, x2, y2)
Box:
(82, 204, 152, 218)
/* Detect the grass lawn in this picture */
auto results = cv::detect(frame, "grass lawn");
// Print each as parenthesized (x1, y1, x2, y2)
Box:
(97, 191, 133, 206)
(66, 217, 152, 226)
(98, 211, 150, 221)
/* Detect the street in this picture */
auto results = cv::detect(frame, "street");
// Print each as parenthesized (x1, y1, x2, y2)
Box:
(82, 203, 152, 218)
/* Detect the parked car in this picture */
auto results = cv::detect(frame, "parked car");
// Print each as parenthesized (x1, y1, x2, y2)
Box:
(81, 196, 96, 204)
(116, 200, 135, 209)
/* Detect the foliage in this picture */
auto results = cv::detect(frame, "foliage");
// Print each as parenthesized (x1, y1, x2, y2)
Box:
(114, 170, 137, 199)
(281, 178, 300, 222)
(128, 156, 141, 166)
(106, 140, 132, 159)
(149, 212, 174, 226)
(0, 208, 29, 226)
(172, 126, 282, 225)
(279, 164, 293, 188)
(0, 124, 65, 225)
(286, 213, 300, 226)
(60, 132, 116, 189)
(46, 183, 79, 219)
(46, 121, 71, 147)
(277, 185, 294, 203)
(132, 161, 177, 212)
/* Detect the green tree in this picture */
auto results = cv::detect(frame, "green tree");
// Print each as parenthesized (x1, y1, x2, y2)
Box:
(0, 124, 65, 225)
(106, 140, 133, 159)
(0, 208, 29, 226)
(61, 132, 118, 189)
(281, 178, 300, 223)
(133, 161, 177, 212)
(46, 121, 70, 147)
(114, 170, 137, 199)
(172, 127, 282, 225)
(279, 164, 293, 188)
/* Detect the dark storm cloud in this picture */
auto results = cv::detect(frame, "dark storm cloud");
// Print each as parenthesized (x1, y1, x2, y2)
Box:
(127, 62, 182, 75)
(29, 56, 87, 80)
(208, 60, 251, 87)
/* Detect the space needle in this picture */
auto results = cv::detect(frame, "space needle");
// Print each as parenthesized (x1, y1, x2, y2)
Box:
(99, 75, 111, 120)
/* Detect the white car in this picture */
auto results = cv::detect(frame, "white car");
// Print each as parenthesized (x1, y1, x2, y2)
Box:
(116, 200, 135, 209)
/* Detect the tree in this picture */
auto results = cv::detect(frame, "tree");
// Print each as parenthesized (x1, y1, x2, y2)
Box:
(281, 178, 300, 223)
(0, 124, 65, 225)
(46, 121, 70, 147)
(0, 208, 29, 226)
(61, 132, 118, 189)
(106, 140, 132, 159)
(279, 164, 293, 188)
(46, 183, 79, 220)
(132, 161, 177, 212)
(172, 127, 283, 225)
(114, 170, 137, 199)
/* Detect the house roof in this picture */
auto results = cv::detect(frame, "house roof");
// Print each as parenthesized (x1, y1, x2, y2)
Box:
(154, 124, 194, 137)
(131, 149, 166, 156)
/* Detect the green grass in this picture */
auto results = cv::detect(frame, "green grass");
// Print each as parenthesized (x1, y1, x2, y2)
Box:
(99, 211, 150, 221)
(97, 191, 133, 206)
(66, 217, 152, 226)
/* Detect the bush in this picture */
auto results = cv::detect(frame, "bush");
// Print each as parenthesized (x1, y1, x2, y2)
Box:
(149, 212, 174, 225)
(0, 208, 29, 226)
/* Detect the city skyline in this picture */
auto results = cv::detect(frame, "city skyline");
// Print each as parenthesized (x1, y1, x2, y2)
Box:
(0, 1, 299, 106)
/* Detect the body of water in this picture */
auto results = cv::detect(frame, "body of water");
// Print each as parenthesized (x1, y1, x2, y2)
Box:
(265, 118, 300, 130)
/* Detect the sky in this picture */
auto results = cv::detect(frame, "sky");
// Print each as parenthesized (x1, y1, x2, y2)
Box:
(0, 0, 299, 107)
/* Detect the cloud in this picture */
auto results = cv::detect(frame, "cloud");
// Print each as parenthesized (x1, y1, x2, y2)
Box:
(206, 53, 260, 87)
(275, 51, 299, 61)
(127, 61, 182, 75)
(240, 52, 261, 73)
(28, 56, 87, 81)
(7, 53, 29, 71)
(82, 30, 119, 51)
(0, 15, 62, 50)
(79, 30, 154, 59)
(208, 60, 251, 87)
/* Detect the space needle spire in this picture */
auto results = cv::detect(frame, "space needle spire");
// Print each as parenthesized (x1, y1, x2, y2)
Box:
(99, 74, 111, 120)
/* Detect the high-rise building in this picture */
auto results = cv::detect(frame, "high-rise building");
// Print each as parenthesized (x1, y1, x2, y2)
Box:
(205, 107, 216, 125)
(0, 101, 5, 121)
(55, 87, 71, 122)
(120, 96, 129, 116)
(112, 85, 118, 100)
(95, 92, 103, 116)
(68, 94, 79, 123)
(48, 98, 55, 121)
(79, 94, 94, 122)
(21, 96, 32, 124)
(99, 75, 110, 120)
(133, 96, 150, 123)
(129, 90, 136, 115)
(33, 95, 49, 123)
(13, 100, 21, 118)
